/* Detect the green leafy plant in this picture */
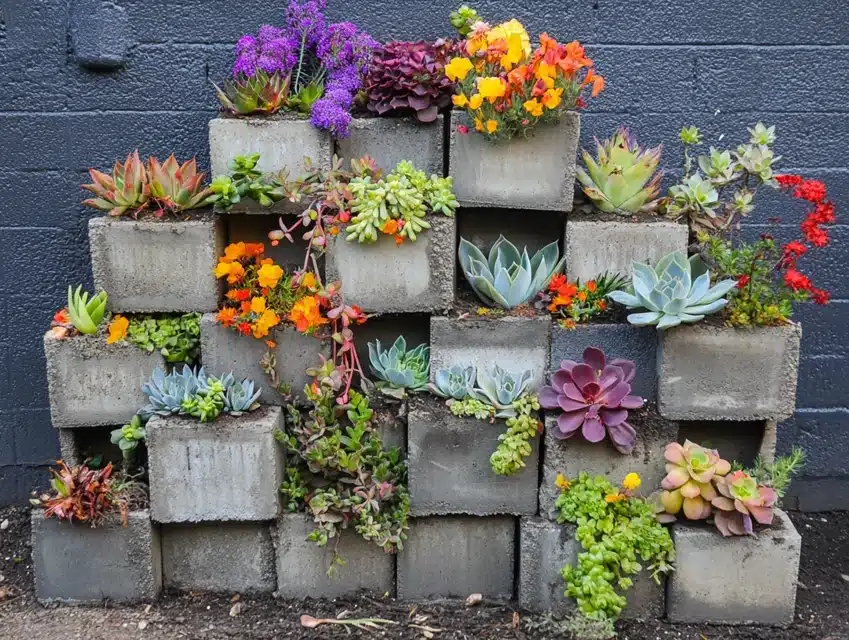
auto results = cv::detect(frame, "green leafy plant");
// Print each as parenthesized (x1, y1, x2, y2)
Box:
(126, 313, 201, 364)
(213, 70, 291, 115)
(449, 4, 481, 37)
(209, 153, 288, 212)
(67, 285, 108, 335)
(746, 447, 806, 501)
(368, 336, 430, 399)
(111, 415, 146, 468)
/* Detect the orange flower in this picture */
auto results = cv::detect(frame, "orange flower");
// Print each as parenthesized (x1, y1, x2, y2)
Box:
(240, 300, 252, 315)
(53, 308, 71, 325)
(217, 307, 237, 327)
(244, 242, 265, 257)
(577, 291, 588, 302)
(250, 296, 267, 314)
(468, 94, 484, 110)
(227, 288, 251, 302)
(381, 219, 400, 235)
(605, 491, 625, 504)
(486, 119, 498, 134)
(215, 260, 245, 284)
(586, 280, 597, 293)
(221, 242, 246, 263)
(289, 295, 328, 333)
(265, 340, 277, 349)
(237, 322, 252, 336)
(300, 272, 318, 290)
(584, 71, 605, 97)
(474, 118, 484, 132)
(106, 315, 129, 344)
(477, 76, 507, 102)
(598, 299, 607, 311)
(552, 294, 574, 308)
(549, 274, 567, 292)
(395, 234, 404, 246)
(252, 309, 280, 339)
(541, 87, 563, 109)
(523, 98, 543, 117)
(257, 263, 284, 288)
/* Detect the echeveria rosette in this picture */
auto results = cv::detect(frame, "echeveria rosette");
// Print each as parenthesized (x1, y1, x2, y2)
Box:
(711, 471, 777, 536)
(539, 347, 644, 454)
(658, 440, 731, 522)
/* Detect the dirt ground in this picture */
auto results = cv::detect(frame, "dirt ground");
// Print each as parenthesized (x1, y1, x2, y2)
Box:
(1, 506, 847, 639)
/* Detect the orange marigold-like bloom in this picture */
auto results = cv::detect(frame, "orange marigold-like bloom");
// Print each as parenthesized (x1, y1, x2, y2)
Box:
(217, 307, 237, 327)
(552, 294, 574, 308)
(586, 280, 597, 292)
(289, 296, 329, 333)
(53, 308, 71, 324)
(252, 309, 280, 339)
(215, 261, 245, 284)
(381, 219, 400, 235)
(106, 315, 129, 344)
(250, 296, 267, 314)
(237, 322, 252, 336)
(240, 300, 252, 315)
(598, 299, 607, 311)
(221, 242, 246, 263)
(244, 242, 265, 258)
(549, 274, 567, 292)
(577, 291, 588, 302)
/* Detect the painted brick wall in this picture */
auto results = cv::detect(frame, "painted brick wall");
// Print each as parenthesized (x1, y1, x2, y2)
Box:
(1, 0, 847, 507)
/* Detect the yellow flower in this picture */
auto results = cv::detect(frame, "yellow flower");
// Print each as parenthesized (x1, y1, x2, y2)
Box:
(555, 473, 570, 490)
(257, 263, 284, 289)
(466, 34, 487, 56)
(289, 295, 328, 334)
(605, 491, 625, 504)
(477, 76, 507, 102)
(499, 33, 526, 71)
(215, 260, 245, 284)
(468, 94, 483, 110)
(106, 315, 128, 344)
(485, 119, 498, 134)
(523, 98, 543, 117)
(474, 118, 484, 132)
(623, 473, 642, 491)
(452, 94, 469, 108)
(486, 19, 531, 57)
(252, 309, 280, 339)
(300, 272, 317, 289)
(535, 61, 557, 86)
(250, 296, 266, 314)
(445, 56, 474, 82)
(542, 87, 564, 110)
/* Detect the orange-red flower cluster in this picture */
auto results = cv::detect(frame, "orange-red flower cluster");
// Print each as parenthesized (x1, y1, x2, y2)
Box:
(544, 274, 609, 326)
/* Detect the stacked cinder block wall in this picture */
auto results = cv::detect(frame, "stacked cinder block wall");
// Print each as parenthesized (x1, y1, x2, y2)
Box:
(1, 0, 848, 507)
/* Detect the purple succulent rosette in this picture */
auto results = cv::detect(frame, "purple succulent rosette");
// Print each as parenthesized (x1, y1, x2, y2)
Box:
(539, 346, 644, 454)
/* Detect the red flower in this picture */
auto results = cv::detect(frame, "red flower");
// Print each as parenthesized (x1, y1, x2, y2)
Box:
(736, 275, 750, 289)
(548, 274, 567, 293)
(237, 322, 252, 336)
(338, 210, 351, 223)
(776, 174, 803, 188)
(793, 180, 827, 203)
(457, 124, 470, 135)
(811, 201, 836, 224)
(575, 96, 587, 109)
(801, 220, 829, 247)
(811, 288, 831, 305)
(783, 241, 807, 258)
(783, 269, 812, 292)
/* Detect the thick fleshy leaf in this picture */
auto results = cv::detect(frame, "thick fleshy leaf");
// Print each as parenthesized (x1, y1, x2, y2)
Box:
(598, 364, 625, 391)
(600, 407, 628, 426)
(607, 290, 642, 308)
(582, 413, 606, 442)
(662, 467, 690, 490)
(619, 394, 644, 409)
(559, 396, 588, 412)
(711, 496, 735, 511)
(602, 381, 631, 407)
(748, 505, 774, 525)
(627, 311, 662, 326)
(656, 314, 683, 330)
(557, 410, 585, 435)
(569, 363, 596, 390)
(632, 261, 658, 289)
(538, 385, 560, 408)
(661, 489, 683, 514)
(582, 347, 606, 372)
(561, 380, 585, 403)
(664, 442, 686, 465)
(699, 278, 738, 304)
(684, 299, 728, 316)
(551, 368, 573, 391)
(609, 358, 635, 383)
(714, 511, 733, 537)
(685, 272, 711, 306)
(607, 421, 636, 454)
(682, 496, 709, 520)
(680, 480, 702, 499)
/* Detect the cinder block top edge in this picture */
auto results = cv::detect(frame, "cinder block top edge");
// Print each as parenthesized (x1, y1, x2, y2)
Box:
(565, 217, 688, 229)
(88, 215, 219, 230)
(146, 405, 283, 431)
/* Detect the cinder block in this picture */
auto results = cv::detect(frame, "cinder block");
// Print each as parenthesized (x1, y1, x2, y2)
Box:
(397, 516, 515, 600)
(336, 115, 445, 176)
(448, 112, 579, 210)
(373, 398, 408, 452)
(408, 396, 539, 516)
(519, 516, 664, 620)
(32, 509, 161, 604)
(200, 314, 325, 404)
(89, 216, 224, 313)
(564, 218, 688, 283)
(275, 513, 395, 598)
(669, 509, 801, 626)
(44, 331, 161, 428)
(161, 522, 276, 593)
(658, 324, 802, 421)
(147, 406, 284, 523)
(538, 412, 678, 519)
(326, 214, 455, 313)
(550, 323, 658, 400)
(430, 315, 550, 389)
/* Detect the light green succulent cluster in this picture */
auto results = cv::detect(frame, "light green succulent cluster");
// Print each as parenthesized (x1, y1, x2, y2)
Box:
(126, 313, 201, 364)
(490, 393, 542, 476)
(368, 335, 430, 398)
(67, 285, 108, 335)
(110, 414, 146, 467)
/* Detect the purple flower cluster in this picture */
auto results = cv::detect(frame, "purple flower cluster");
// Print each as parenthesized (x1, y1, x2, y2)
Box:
(233, 25, 298, 77)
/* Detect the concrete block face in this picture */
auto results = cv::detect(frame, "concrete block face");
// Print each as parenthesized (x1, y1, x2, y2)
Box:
(449, 112, 580, 211)
(397, 516, 515, 600)
(430, 315, 550, 389)
(162, 522, 276, 593)
(209, 116, 332, 177)
(89, 216, 224, 313)
(44, 331, 161, 428)
(407, 397, 539, 516)
(658, 323, 802, 421)
(275, 514, 395, 598)
(669, 509, 801, 626)
(32, 510, 161, 604)
(564, 218, 688, 283)
(550, 323, 658, 401)
(336, 115, 445, 176)
(147, 406, 284, 523)
(539, 413, 677, 520)
(326, 214, 455, 313)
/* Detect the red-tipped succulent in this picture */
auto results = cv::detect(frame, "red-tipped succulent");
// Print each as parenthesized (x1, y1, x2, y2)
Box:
(712, 470, 777, 536)
(41, 461, 116, 524)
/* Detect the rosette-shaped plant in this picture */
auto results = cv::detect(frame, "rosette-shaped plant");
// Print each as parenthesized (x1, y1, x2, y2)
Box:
(67, 285, 108, 335)
(82, 150, 149, 217)
(429, 364, 476, 400)
(364, 40, 457, 123)
(539, 347, 643, 454)
(659, 440, 731, 521)
(213, 70, 291, 115)
(146, 155, 215, 215)
(712, 471, 777, 536)
(368, 336, 430, 398)
(471, 364, 534, 416)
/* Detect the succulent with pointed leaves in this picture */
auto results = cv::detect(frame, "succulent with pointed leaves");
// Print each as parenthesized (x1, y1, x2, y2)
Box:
(658, 440, 731, 522)
(213, 70, 291, 115)
(471, 364, 534, 417)
(82, 150, 149, 217)
(711, 470, 777, 536)
(429, 364, 476, 400)
(225, 378, 262, 415)
(146, 155, 216, 215)
(67, 285, 107, 335)
(368, 336, 430, 398)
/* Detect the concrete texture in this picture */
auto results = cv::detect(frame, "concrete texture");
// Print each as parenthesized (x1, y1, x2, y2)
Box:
(564, 218, 688, 283)
(70, 0, 130, 70)
(336, 115, 446, 176)
(397, 516, 515, 600)
(518, 517, 664, 620)
(449, 112, 580, 211)
(275, 513, 395, 598)
(669, 509, 801, 626)
(147, 406, 284, 523)
(32, 509, 161, 604)
(89, 216, 224, 313)
(658, 323, 802, 421)
(44, 331, 161, 428)
(677, 420, 766, 468)
(407, 396, 539, 516)
(373, 400, 408, 452)
(161, 522, 276, 593)
(430, 315, 550, 389)
(326, 214, 455, 313)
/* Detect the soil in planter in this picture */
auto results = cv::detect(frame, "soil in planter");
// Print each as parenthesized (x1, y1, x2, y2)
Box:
(568, 199, 685, 225)
(100, 207, 217, 223)
(216, 110, 311, 122)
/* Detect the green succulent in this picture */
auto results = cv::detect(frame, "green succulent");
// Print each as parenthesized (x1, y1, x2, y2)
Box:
(368, 336, 430, 398)
(111, 414, 146, 467)
(225, 378, 262, 415)
(213, 70, 291, 115)
(67, 285, 108, 335)
(666, 173, 719, 220)
(429, 364, 476, 400)
(126, 313, 201, 364)
(450, 4, 481, 37)
(471, 364, 534, 416)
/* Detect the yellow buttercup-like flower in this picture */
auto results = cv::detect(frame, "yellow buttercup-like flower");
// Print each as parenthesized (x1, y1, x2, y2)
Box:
(623, 472, 642, 491)
(523, 98, 543, 117)
(468, 94, 483, 110)
(445, 56, 474, 82)
(486, 19, 531, 57)
(474, 118, 484, 132)
(452, 94, 469, 108)
(499, 33, 526, 71)
(477, 76, 507, 102)
(252, 309, 280, 339)
(605, 491, 625, 504)
(542, 87, 564, 110)
(486, 119, 498, 134)
(250, 296, 266, 314)
(257, 263, 284, 289)
(106, 315, 129, 344)
(555, 473, 570, 490)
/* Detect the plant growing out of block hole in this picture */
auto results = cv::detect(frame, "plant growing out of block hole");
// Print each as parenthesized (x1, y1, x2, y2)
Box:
(367, 335, 430, 399)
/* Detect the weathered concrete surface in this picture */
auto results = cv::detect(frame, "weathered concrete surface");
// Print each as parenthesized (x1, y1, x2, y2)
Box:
(564, 218, 688, 283)
(147, 406, 284, 523)
(44, 331, 160, 428)
(407, 396, 539, 516)
(669, 509, 801, 626)
(161, 522, 276, 593)
(336, 115, 445, 176)
(658, 324, 802, 421)
(449, 112, 580, 211)
(326, 214, 455, 313)
(89, 216, 224, 313)
(373, 399, 408, 453)
(275, 514, 395, 598)
(397, 516, 515, 600)
(430, 315, 550, 389)
(32, 510, 161, 604)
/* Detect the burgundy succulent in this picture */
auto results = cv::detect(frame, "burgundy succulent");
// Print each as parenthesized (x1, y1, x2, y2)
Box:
(364, 39, 457, 123)
(539, 347, 644, 454)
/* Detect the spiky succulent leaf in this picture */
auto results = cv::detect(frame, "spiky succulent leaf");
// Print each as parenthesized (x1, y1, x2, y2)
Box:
(214, 71, 291, 115)
(67, 285, 107, 334)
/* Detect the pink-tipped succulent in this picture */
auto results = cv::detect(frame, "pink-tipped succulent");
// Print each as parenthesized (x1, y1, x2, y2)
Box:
(146, 155, 215, 216)
(711, 471, 777, 536)
(82, 150, 149, 217)
(539, 346, 644, 454)
(659, 440, 731, 521)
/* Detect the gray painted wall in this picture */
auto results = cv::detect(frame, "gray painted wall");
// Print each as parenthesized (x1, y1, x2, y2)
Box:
(1, 0, 847, 507)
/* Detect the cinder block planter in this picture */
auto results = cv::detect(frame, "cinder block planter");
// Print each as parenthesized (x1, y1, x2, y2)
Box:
(373, 397, 408, 452)
(336, 115, 445, 176)
(448, 112, 580, 210)
(275, 513, 395, 598)
(147, 406, 284, 523)
(200, 314, 325, 404)
(519, 517, 664, 620)
(162, 522, 276, 593)
(668, 509, 801, 626)
(89, 216, 224, 313)
(326, 215, 455, 313)
(397, 516, 515, 600)
(430, 315, 550, 389)
(658, 324, 802, 421)
(32, 510, 161, 604)
(564, 217, 688, 283)
(44, 331, 160, 428)
(408, 396, 539, 516)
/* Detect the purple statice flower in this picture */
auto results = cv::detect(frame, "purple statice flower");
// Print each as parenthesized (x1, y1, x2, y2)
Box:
(232, 25, 297, 77)
(311, 96, 352, 138)
(287, 0, 327, 47)
(317, 22, 377, 73)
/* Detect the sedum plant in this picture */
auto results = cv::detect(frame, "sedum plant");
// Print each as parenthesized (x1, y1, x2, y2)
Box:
(67, 285, 108, 335)
(111, 415, 146, 467)
(608, 251, 737, 329)
(126, 313, 201, 364)
(428, 364, 476, 400)
(657, 440, 731, 521)
(82, 150, 149, 217)
(459, 236, 566, 309)
(368, 336, 430, 398)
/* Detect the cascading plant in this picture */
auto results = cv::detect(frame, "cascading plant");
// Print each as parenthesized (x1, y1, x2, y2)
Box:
(368, 336, 430, 399)
(67, 285, 108, 335)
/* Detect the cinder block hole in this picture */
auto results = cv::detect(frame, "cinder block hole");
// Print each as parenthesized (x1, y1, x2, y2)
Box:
(677, 421, 766, 467)
(60, 426, 147, 472)
(354, 313, 430, 377)
(226, 215, 324, 279)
